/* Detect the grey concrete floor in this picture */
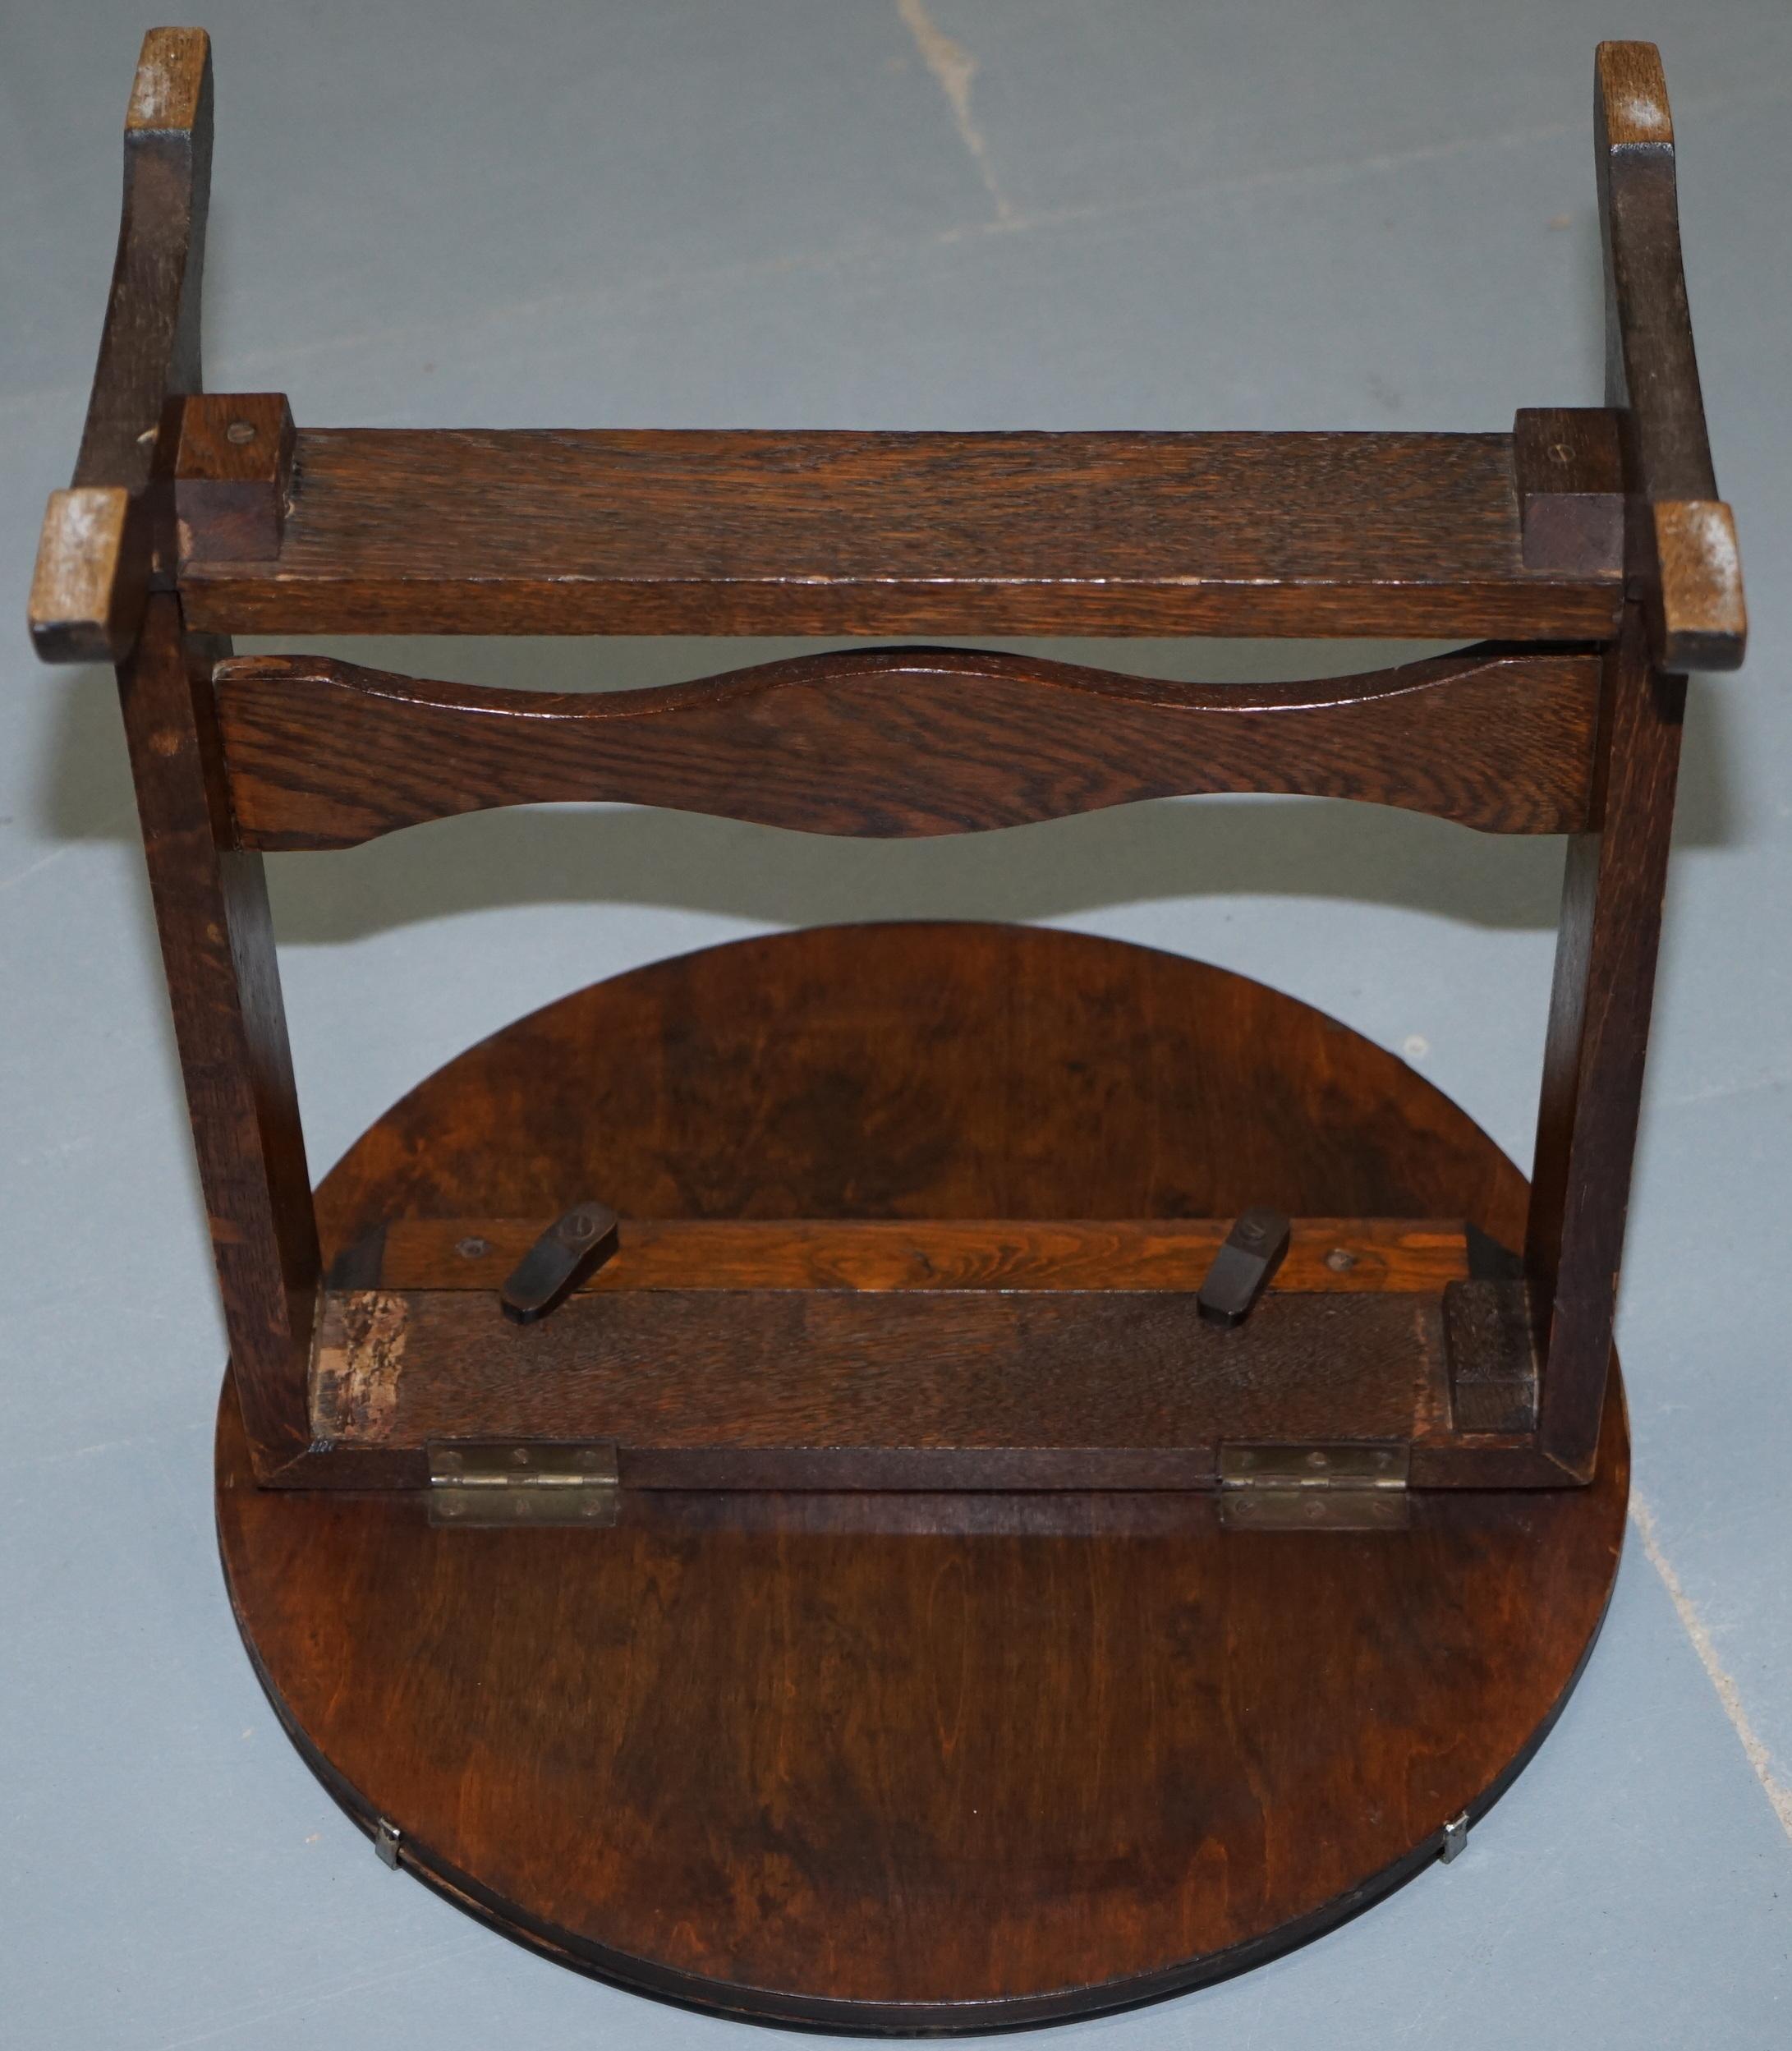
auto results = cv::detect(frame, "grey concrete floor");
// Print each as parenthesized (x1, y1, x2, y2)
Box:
(2, 3, 1788, 2043)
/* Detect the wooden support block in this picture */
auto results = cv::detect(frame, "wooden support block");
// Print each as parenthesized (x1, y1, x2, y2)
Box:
(1513, 408, 1624, 575)
(292, 1218, 1564, 1491)
(309, 1282, 1451, 1488)
(174, 393, 296, 561)
(27, 486, 146, 664)
(1443, 1279, 1540, 1433)
(1652, 498, 1747, 674)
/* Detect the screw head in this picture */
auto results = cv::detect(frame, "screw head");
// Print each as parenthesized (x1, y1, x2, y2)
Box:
(225, 419, 258, 445)
(456, 1235, 491, 1259)
(1325, 1247, 1358, 1273)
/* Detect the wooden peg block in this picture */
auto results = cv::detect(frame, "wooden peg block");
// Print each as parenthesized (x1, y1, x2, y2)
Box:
(174, 393, 296, 562)
(27, 486, 147, 664)
(1513, 408, 1624, 576)
(1652, 499, 1747, 672)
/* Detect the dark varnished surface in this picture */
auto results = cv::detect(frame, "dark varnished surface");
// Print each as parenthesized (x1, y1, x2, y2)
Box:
(219, 925, 1626, 2028)
(1594, 43, 1745, 669)
(122, 598, 319, 1471)
(179, 429, 1622, 641)
(309, 1283, 1447, 1488)
(1527, 608, 1685, 1472)
(215, 643, 1601, 848)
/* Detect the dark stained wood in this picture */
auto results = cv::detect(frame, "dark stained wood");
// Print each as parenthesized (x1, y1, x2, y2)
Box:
(371, 1215, 1473, 1295)
(28, 34, 318, 1466)
(173, 392, 296, 561)
(219, 919, 1626, 2026)
(178, 428, 1622, 641)
(275, 931, 1565, 1492)
(75, 29, 212, 495)
(1527, 605, 1684, 1474)
(27, 485, 149, 665)
(214, 643, 1602, 847)
(30, 33, 1696, 2015)
(117, 596, 319, 1471)
(28, 27, 213, 663)
(1512, 407, 1624, 574)
(309, 1285, 1449, 1490)
(1596, 42, 1746, 669)
(1444, 1279, 1540, 1434)
(310, 923, 1528, 1244)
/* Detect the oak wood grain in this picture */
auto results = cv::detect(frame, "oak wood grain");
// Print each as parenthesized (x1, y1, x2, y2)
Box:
(1527, 606, 1684, 1473)
(172, 392, 296, 561)
(278, 927, 1565, 1493)
(178, 428, 1622, 641)
(214, 642, 1602, 846)
(28, 27, 212, 662)
(308, 1284, 1448, 1489)
(219, 919, 1626, 2026)
(369, 1215, 1473, 1295)
(1595, 42, 1745, 668)
(76, 28, 212, 495)
(118, 597, 319, 1469)
(1512, 407, 1624, 576)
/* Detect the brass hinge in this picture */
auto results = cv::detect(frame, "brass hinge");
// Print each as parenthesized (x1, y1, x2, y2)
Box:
(1219, 1442, 1410, 1530)
(428, 1442, 620, 1527)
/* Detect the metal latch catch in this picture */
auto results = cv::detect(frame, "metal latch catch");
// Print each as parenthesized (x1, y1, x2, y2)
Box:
(500, 1202, 619, 1323)
(429, 1442, 620, 1526)
(1197, 1208, 1291, 1327)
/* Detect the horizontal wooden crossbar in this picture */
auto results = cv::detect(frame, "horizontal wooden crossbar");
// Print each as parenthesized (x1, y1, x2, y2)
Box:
(298, 1217, 1554, 1490)
(177, 428, 1623, 642)
(214, 643, 1601, 846)
(351, 1214, 1475, 1294)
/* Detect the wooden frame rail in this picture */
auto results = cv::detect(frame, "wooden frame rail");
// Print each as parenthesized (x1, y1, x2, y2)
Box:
(26, 32, 1745, 1491)
(213, 643, 1602, 847)
(306, 1217, 1549, 1491)
(170, 424, 1624, 642)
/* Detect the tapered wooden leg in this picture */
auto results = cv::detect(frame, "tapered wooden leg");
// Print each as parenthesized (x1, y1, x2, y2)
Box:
(117, 593, 319, 1471)
(1528, 604, 1685, 1474)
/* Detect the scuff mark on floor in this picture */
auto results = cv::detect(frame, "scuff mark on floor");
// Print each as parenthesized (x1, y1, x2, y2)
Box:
(1631, 1488, 1792, 1844)
(897, 0, 1014, 222)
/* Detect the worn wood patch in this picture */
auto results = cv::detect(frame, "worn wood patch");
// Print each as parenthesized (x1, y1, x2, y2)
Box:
(28, 486, 140, 664)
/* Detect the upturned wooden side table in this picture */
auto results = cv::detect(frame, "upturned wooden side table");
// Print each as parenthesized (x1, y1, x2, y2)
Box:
(30, 30, 1745, 2032)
